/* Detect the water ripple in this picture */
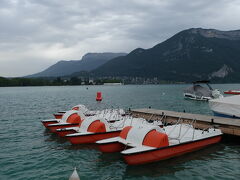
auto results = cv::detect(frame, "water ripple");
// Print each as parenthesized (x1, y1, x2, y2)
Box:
(0, 85, 239, 180)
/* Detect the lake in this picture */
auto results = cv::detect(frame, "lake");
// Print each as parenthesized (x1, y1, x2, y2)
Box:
(0, 84, 239, 180)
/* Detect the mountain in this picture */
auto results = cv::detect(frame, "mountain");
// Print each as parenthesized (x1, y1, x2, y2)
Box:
(92, 28, 240, 82)
(27, 52, 127, 77)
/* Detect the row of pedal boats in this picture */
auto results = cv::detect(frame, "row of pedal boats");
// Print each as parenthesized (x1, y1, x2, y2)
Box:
(42, 104, 223, 165)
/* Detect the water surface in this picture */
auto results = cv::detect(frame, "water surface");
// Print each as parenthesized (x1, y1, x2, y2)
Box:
(0, 85, 239, 180)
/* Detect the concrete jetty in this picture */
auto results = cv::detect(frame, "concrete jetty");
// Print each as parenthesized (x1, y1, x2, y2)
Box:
(130, 108, 240, 136)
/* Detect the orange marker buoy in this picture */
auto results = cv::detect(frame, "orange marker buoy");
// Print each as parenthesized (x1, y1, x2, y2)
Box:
(96, 92, 102, 101)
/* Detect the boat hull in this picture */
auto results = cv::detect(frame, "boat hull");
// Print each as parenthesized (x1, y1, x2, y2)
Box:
(213, 111, 239, 119)
(56, 129, 78, 137)
(47, 123, 79, 133)
(184, 93, 210, 101)
(53, 113, 64, 119)
(123, 135, 222, 165)
(224, 91, 240, 95)
(98, 142, 125, 153)
(67, 131, 121, 144)
(41, 120, 58, 128)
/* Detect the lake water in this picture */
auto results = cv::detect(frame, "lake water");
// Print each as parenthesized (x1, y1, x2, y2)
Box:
(0, 85, 239, 180)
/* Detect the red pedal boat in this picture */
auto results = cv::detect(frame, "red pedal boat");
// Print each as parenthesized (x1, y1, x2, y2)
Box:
(53, 105, 125, 119)
(42, 106, 126, 133)
(97, 124, 222, 165)
(65, 117, 121, 144)
(66, 117, 162, 145)
(56, 109, 127, 137)
(41, 110, 84, 128)
(53, 104, 90, 119)
(43, 110, 85, 132)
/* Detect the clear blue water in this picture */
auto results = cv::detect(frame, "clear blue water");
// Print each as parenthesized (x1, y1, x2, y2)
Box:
(0, 85, 239, 180)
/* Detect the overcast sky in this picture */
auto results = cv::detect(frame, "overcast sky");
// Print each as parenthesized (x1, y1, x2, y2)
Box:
(0, 0, 240, 77)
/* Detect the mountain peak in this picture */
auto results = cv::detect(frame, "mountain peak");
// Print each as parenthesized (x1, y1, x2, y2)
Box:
(186, 28, 240, 40)
(129, 48, 145, 55)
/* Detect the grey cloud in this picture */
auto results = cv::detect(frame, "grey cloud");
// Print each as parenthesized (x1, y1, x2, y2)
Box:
(0, 0, 239, 76)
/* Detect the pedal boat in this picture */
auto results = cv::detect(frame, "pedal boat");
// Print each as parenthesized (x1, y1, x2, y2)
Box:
(54, 105, 125, 119)
(53, 104, 89, 119)
(56, 109, 127, 137)
(43, 110, 85, 132)
(66, 117, 162, 145)
(43, 107, 125, 130)
(97, 124, 222, 165)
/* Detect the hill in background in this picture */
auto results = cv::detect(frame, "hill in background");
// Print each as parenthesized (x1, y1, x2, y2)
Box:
(27, 52, 127, 77)
(91, 28, 240, 82)
(26, 28, 240, 83)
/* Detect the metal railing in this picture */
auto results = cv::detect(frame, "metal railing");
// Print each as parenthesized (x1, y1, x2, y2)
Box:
(167, 117, 197, 142)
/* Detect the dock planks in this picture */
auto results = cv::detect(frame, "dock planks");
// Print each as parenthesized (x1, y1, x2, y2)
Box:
(131, 108, 240, 136)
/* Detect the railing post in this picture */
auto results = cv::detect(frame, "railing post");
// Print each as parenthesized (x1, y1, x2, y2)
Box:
(211, 118, 214, 125)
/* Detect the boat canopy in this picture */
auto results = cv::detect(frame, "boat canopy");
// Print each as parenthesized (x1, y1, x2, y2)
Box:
(209, 95, 240, 118)
(184, 84, 213, 98)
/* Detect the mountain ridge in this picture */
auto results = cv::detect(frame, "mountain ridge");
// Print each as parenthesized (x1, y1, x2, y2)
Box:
(91, 28, 240, 82)
(27, 28, 240, 83)
(27, 52, 127, 77)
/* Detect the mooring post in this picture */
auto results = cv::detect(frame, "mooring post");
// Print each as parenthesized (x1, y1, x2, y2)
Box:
(211, 118, 214, 125)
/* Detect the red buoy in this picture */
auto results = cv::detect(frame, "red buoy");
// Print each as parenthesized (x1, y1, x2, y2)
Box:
(96, 92, 102, 101)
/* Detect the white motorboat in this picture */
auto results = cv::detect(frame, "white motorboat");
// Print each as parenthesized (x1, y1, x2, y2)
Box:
(183, 81, 223, 101)
(209, 95, 240, 118)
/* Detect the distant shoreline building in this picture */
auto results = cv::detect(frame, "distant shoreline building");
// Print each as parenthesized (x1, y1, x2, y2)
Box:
(103, 82, 123, 85)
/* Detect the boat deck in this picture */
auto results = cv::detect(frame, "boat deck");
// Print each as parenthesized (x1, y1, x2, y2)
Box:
(130, 108, 240, 136)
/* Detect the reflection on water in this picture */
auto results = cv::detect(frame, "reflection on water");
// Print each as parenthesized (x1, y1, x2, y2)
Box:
(67, 144, 99, 151)
(98, 152, 124, 165)
(43, 129, 68, 143)
(124, 144, 225, 178)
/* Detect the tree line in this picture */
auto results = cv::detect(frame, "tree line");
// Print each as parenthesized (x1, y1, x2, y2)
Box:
(0, 77, 122, 87)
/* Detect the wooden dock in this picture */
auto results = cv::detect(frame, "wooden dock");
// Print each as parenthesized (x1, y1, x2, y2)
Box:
(130, 108, 240, 136)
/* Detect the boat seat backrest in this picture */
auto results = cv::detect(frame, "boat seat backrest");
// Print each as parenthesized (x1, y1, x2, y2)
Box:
(79, 117, 110, 133)
(126, 126, 162, 146)
(142, 130, 169, 148)
(61, 110, 79, 122)
(97, 118, 110, 131)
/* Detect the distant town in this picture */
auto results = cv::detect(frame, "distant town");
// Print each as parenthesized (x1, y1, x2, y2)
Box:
(0, 76, 180, 87)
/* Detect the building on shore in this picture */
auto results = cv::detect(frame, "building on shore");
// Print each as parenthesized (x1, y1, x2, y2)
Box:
(103, 82, 123, 85)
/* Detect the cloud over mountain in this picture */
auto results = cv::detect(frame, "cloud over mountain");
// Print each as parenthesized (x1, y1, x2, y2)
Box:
(0, 0, 240, 76)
